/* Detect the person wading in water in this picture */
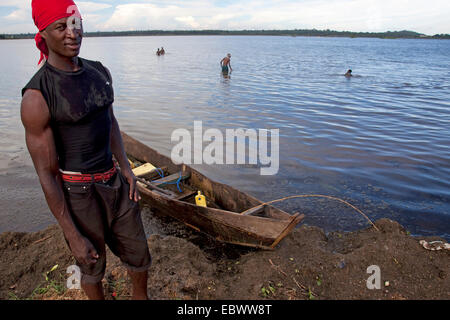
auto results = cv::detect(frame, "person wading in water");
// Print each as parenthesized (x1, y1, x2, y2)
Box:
(21, 0, 151, 300)
(220, 53, 232, 74)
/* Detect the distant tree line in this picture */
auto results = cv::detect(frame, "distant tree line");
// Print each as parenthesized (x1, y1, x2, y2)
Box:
(1, 29, 449, 40)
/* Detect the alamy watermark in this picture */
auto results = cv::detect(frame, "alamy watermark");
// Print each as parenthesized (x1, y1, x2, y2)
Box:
(66, 5, 82, 30)
(366, 265, 381, 289)
(66, 265, 81, 290)
(170, 121, 280, 175)
(366, 265, 392, 290)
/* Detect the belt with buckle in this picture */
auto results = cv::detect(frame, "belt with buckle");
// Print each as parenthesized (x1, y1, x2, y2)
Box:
(61, 166, 117, 183)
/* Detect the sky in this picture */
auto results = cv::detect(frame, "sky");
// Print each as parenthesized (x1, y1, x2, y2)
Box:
(1, 0, 449, 35)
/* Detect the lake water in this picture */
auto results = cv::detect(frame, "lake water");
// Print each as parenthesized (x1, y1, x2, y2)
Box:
(0, 36, 449, 239)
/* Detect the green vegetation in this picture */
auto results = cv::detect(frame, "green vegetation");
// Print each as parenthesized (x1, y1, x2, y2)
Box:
(316, 275, 322, 286)
(1, 29, 449, 40)
(261, 283, 276, 298)
(30, 264, 67, 299)
(308, 288, 315, 300)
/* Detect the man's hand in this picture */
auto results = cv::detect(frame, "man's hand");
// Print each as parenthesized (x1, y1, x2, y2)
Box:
(69, 235, 99, 265)
(121, 168, 141, 202)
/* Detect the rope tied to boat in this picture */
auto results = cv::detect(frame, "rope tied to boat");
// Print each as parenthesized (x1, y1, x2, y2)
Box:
(241, 194, 380, 231)
(154, 167, 165, 179)
(160, 170, 184, 193)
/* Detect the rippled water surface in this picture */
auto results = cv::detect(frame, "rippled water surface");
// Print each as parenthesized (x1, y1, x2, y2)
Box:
(1, 36, 449, 239)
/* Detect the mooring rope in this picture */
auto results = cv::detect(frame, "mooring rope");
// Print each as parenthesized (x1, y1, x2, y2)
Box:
(241, 194, 379, 231)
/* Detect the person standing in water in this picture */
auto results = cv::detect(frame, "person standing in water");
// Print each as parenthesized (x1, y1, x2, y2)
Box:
(220, 53, 232, 74)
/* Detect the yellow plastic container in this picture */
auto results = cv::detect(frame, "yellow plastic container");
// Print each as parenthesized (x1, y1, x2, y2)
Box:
(195, 191, 207, 207)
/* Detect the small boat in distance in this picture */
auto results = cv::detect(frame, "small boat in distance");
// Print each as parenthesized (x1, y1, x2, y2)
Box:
(121, 132, 305, 250)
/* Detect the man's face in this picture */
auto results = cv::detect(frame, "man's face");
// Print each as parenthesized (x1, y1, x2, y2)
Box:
(40, 17, 83, 58)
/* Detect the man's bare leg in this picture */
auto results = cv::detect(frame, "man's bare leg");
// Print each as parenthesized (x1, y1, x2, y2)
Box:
(128, 269, 148, 300)
(81, 281, 105, 300)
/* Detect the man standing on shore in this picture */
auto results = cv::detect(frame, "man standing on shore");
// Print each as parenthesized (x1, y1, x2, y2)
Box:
(20, 0, 151, 300)
(220, 53, 232, 74)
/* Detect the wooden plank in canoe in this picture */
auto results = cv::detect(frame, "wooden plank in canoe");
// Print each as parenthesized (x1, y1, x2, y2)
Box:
(132, 163, 156, 177)
(175, 190, 197, 201)
(136, 179, 176, 198)
(142, 166, 168, 180)
(152, 172, 191, 186)
(241, 205, 266, 216)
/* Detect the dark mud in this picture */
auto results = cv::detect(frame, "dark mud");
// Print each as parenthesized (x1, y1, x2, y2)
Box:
(0, 213, 448, 300)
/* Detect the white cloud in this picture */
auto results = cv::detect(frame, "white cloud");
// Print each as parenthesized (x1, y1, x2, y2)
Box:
(236, 0, 450, 33)
(76, 2, 112, 14)
(1, 0, 449, 34)
(2, 0, 30, 23)
(0, 0, 29, 8)
(92, 0, 450, 34)
(175, 16, 200, 29)
(4, 9, 28, 22)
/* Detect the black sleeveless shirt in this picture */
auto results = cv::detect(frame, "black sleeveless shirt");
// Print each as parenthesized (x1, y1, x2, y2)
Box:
(22, 58, 115, 174)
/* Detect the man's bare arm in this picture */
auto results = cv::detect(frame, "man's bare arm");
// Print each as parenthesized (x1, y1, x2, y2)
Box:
(109, 105, 140, 202)
(21, 89, 98, 265)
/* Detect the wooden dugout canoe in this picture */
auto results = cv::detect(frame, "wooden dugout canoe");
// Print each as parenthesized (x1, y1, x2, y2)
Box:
(122, 132, 305, 250)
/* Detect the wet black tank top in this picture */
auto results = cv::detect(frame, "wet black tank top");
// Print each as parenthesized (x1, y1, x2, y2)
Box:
(22, 58, 114, 173)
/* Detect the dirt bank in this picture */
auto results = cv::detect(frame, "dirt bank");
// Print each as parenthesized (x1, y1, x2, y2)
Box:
(0, 216, 448, 300)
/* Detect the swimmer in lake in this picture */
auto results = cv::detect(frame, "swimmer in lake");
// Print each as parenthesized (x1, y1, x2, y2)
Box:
(345, 69, 352, 77)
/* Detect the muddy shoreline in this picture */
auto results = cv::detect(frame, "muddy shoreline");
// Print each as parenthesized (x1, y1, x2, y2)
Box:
(0, 164, 448, 300)
(0, 209, 448, 300)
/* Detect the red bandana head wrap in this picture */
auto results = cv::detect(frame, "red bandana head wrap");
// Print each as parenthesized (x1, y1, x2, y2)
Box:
(31, 0, 82, 64)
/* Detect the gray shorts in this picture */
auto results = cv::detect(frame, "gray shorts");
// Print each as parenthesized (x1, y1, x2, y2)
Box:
(63, 171, 151, 284)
